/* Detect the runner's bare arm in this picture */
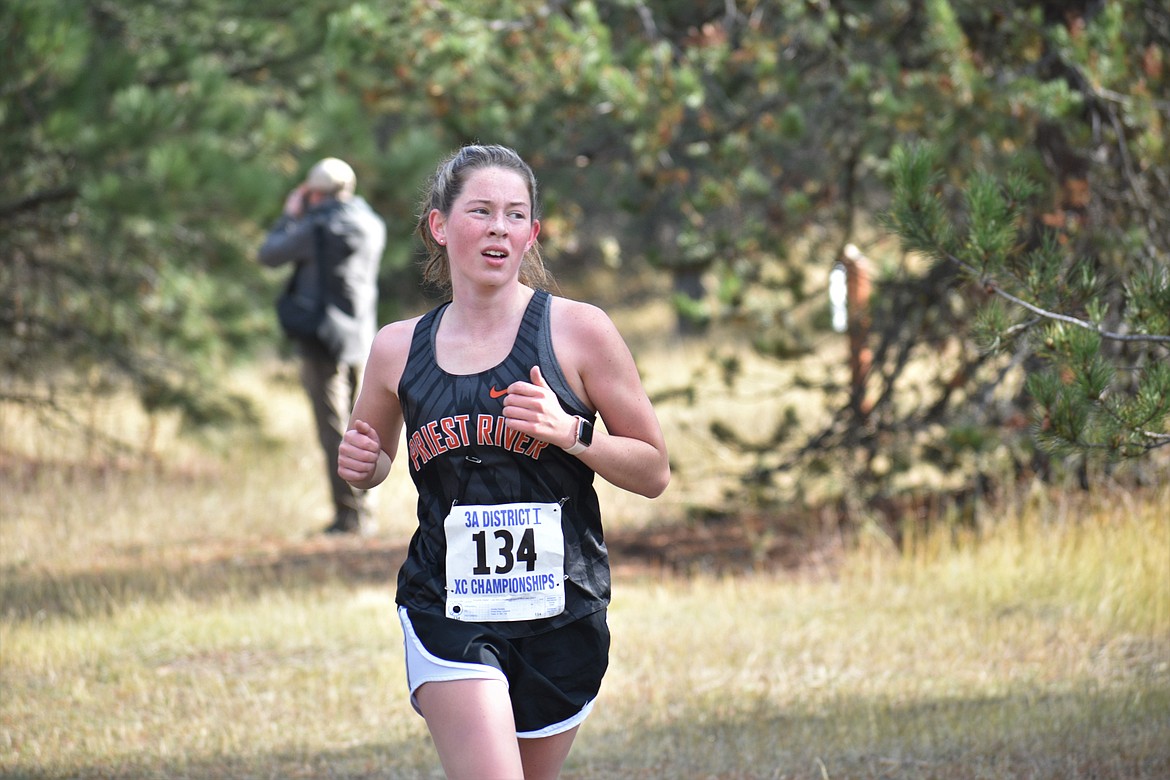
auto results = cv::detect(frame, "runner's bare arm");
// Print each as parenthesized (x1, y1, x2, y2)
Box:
(571, 305, 669, 497)
(503, 299, 669, 498)
(338, 318, 416, 489)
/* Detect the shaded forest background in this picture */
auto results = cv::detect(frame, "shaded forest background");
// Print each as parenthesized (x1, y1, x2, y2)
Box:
(4, 0, 1168, 524)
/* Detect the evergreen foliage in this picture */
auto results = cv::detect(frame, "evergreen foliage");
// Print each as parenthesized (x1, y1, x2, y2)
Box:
(3, 0, 328, 429)
(2, 0, 426, 436)
(886, 144, 1170, 459)
(3, 0, 1167, 487)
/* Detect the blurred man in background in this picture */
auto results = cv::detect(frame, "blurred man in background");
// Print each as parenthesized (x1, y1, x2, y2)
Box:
(259, 158, 386, 535)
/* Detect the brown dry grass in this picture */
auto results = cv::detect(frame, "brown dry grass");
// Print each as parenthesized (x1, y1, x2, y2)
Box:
(2, 324, 1168, 779)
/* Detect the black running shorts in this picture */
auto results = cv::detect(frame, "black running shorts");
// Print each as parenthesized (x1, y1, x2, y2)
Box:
(399, 606, 610, 737)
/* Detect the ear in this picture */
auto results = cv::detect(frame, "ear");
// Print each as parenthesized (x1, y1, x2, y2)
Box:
(427, 209, 447, 245)
(526, 218, 541, 251)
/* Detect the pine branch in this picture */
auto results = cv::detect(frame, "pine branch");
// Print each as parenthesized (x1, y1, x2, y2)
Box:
(0, 185, 80, 220)
(942, 250, 1170, 346)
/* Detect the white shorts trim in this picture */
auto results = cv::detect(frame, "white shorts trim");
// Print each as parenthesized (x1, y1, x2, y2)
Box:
(397, 606, 596, 738)
(399, 606, 506, 716)
(516, 698, 595, 739)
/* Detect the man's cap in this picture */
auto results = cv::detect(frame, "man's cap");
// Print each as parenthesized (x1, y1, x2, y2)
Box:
(305, 157, 356, 195)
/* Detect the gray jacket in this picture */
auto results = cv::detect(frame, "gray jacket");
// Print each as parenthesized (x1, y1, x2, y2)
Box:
(259, 195, 386, 364)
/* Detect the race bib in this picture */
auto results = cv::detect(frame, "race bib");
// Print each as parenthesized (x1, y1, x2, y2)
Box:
(444, 502, 566, 622)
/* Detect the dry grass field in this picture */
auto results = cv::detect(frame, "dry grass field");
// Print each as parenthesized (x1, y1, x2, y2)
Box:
(2, 305, 1168, 779)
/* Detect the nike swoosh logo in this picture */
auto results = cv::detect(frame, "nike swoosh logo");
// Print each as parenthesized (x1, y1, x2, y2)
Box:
(489, 386, 508, 399)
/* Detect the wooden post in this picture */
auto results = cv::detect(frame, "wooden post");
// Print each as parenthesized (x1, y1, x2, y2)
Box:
(842, 244, 873, 419)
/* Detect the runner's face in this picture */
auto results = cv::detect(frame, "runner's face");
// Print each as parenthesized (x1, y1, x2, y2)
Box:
(430, 167, 539, 289)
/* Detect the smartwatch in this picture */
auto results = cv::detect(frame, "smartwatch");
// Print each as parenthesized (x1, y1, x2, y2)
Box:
(563, 415, 594, 455)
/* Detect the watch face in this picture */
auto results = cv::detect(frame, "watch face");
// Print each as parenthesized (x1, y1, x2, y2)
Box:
(578, 417, 594, 446)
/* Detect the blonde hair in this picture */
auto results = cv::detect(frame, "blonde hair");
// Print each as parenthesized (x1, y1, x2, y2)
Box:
(416, 144, 554, 293)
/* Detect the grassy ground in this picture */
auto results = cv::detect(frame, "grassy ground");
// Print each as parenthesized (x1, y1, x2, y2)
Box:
(2, 342, 1168, 779)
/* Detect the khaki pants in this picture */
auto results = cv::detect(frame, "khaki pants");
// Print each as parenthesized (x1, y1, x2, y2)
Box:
(298, 342, 370, 524)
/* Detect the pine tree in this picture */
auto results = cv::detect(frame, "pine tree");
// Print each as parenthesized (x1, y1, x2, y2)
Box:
(1, 0, 375, 441)
(885, 143, 1170, 460)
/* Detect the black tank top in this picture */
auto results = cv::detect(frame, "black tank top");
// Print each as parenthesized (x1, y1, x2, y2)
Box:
(395, 290, 609, 636)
